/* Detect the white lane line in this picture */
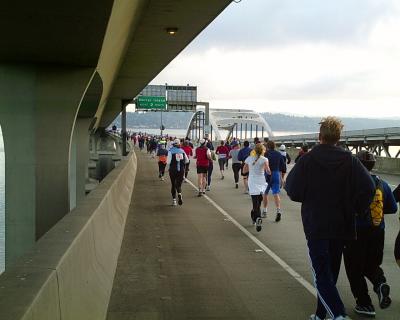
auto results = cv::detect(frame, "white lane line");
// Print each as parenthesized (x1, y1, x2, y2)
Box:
(186, 179, 317, 298)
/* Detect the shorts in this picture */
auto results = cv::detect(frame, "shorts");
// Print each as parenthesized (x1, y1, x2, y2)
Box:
(265, 171, 280, 195)
(197, 166, 208, 174)
(218, 158, 226, 170)
(240, 162, 249, 177)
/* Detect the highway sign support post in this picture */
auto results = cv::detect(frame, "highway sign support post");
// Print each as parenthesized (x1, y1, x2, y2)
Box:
(160, 111, 165, 135)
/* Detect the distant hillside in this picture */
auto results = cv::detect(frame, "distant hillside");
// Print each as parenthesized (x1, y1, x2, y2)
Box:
(111, 111, 400, 132)
(120, 112, 193, 129)
(261, 112, 400, 132)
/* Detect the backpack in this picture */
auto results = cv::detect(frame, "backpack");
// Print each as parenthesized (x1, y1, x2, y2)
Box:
(369, 176, 385, 227)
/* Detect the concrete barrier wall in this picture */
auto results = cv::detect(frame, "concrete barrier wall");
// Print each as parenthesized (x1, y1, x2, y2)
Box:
(0, 151, 137, 320)
(374, 156, 400, 175)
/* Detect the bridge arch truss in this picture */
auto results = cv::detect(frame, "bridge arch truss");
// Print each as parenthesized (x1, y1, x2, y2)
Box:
(186, 108, 274, 142)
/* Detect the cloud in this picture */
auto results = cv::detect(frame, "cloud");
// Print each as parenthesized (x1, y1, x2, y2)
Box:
(154, 44, 387, 99)
(150, 0, 400, 119)
(186, 0, 397, 50)
(270, 72, 373, 100)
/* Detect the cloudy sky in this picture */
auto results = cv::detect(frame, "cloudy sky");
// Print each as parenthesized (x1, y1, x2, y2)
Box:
(151, 0, 400, 118)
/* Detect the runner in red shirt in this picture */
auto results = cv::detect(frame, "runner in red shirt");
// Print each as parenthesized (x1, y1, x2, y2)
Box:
(194, 139, 211, 196)
(181, 140, 193, 182)
(216, 140, 230, 179)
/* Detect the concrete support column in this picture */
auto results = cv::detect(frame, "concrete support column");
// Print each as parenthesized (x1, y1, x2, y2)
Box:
(70, 118, 93, 209)
(0, 65, 94, 266)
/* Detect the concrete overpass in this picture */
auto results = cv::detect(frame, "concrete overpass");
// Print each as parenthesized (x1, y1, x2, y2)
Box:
(0, 0, 232, 267)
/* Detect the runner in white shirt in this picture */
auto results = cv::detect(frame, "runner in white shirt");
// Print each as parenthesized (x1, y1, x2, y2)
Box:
(243, 143, 271, 232)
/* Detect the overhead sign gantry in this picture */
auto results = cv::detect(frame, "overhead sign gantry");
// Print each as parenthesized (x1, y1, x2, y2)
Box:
(135, 84, 197, 112)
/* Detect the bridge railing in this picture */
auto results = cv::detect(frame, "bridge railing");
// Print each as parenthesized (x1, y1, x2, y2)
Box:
(274, 127, 400, 145)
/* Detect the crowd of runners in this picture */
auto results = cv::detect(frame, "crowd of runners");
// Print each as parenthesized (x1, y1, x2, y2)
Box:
(130, 116, 400, 320)
(130, 133, 289, 227)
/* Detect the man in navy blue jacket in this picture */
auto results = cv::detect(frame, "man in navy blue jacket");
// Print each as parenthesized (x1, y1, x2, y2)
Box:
(285, 117, 375, 320)
(238, 140, 252, 193)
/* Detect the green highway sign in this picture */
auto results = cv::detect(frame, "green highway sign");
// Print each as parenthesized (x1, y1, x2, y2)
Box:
(136, 96, 166, 110)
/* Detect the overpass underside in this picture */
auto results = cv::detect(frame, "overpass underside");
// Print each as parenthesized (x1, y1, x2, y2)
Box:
(0, 1, 231, 268)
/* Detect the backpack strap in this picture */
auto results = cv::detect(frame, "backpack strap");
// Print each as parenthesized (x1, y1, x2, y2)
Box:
(373, 175, 384, 198)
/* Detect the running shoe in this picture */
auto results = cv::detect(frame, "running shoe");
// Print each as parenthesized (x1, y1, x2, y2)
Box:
(255, 217, 262, 232)
(206, 185, 211, 191)
(198, 191, 202, 197)
(235, 183, 239, 189)
(375, 283, 391, 309)
(172, 199, 177, 206)
(177, 193, 183, 206)
(309, 315, 333, 320)
(221, 175, 224, 180)
(161, 176, 164, 181)
(275, 211, 281, 222)
(308, 315, 322, 320)
(354, 304, 376, 317)
(203, 190, 206, 194)
(261, 208, 267, 218)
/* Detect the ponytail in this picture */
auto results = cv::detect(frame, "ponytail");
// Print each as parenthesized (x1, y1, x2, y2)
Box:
(252, 154, 260, 166)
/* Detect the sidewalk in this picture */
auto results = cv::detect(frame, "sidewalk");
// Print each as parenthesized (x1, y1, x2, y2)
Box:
(107, 150, 400, 319)
(106, 150, 316, 320)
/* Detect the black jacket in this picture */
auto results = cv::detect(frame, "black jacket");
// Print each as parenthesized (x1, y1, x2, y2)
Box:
(285, 144, 375, 240)
(393, 183, 400, 203)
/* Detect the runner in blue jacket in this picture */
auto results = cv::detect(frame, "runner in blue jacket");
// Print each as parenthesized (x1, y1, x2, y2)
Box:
(343, 150, 397, 317)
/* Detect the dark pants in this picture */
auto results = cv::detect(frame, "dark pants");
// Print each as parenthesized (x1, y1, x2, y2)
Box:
(207, 163, 213, 186)
(307, 239, 346, 319)
(232, 163, 241, 183)
(184, 160, 190, 178)
(158, 162, 166, 177)
(344, 227, 386, 306)
(169, 170, 184, 199)
(218, 158, 226, 171)
(395, 229, 400, 261)
(250, 194, 263, 222)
